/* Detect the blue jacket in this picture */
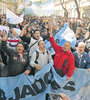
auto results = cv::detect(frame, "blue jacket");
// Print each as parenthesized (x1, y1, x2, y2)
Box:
(73, 51, 90, 69)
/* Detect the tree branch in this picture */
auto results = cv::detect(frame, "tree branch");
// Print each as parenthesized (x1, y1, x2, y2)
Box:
(74, 0, 80, 18)
(60, 0, 68, 18)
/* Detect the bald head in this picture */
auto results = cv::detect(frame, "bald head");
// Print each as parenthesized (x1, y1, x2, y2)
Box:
(63, 41, 71, 52)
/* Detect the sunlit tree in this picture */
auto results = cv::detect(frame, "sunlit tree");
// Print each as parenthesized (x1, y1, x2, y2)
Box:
(60, 0, 68, 18)
(74, 0, 80, 18)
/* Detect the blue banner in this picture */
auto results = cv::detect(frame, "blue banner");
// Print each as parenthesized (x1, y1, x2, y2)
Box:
(0, 62, 90, 100)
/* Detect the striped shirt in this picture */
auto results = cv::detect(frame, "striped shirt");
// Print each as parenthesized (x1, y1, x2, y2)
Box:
(7, 35, 20, 50)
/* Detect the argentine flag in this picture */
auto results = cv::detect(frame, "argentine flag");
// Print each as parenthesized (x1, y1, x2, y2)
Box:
(45, 23, 76, 54)
(6, 8, 24, 24)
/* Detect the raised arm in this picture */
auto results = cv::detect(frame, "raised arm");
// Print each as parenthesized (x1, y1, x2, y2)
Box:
(20, 23, 31, 44)
(20, 23, 30, 37)
(1, 33, 14, 56)
(49, 24, 53, 38)
(49, 24, 62, 52)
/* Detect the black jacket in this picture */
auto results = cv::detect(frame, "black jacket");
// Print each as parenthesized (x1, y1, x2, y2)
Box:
(1, 40, 31, 76)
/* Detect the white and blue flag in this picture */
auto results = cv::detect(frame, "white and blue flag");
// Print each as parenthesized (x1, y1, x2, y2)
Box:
(6, 8, 24, 24)
(45, 23, 76, 54)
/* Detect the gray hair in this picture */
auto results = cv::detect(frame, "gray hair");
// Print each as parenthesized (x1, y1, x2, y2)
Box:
(78, 42, 85, 47)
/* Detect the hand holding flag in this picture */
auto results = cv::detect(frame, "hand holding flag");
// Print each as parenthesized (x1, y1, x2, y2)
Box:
(45, 23, 76, 54)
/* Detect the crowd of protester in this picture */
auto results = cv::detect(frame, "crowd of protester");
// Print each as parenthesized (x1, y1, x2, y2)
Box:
(0, 15, 90, 78)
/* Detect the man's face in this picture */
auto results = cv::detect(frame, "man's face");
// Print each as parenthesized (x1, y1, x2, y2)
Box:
(63, 42, 71, 52)
(82, 29, 86, 34)
(39, 41, 45, 50)
(33, 31, 40, 39)
(60, 21, 64, 26)
(10, 28, 14, 33)
(76, 29, 81, 33)
(43, 30, 47, 35)
(26, 33, 31, 37)
(78, 45, 85, 54)
(27, 27, 31, 32)
(16, 44, 24, 53)
(13, 30, 18, 37)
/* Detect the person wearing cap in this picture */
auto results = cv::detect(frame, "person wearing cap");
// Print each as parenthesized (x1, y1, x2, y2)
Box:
(1, 34, 31, 76)
(41, 29, 49, 41)
(73, 42, 90, 70)
(49, 25, 75, 80)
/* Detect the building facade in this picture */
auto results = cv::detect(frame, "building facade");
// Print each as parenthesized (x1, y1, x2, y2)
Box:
(54, 0, 90, 18)
(80, 0, 90, 18)
(15, 0, 24, 13)
(0, 0, 16, 15)
(0, 0, 25, 15)
(0, 0, 89, 18)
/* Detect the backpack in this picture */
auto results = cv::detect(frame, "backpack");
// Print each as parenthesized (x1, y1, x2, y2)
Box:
(30, 50, 49, 76)
(26, 40, 38, 55)
(35, 50, 49, 64)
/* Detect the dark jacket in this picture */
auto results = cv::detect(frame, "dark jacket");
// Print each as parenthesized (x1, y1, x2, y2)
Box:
(40, 33, 49, 41)
(1, 40, 31, 76)
(73, 51, 90, 69)
(0, 43, 7, 65)
(49, 37, 75, 78)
